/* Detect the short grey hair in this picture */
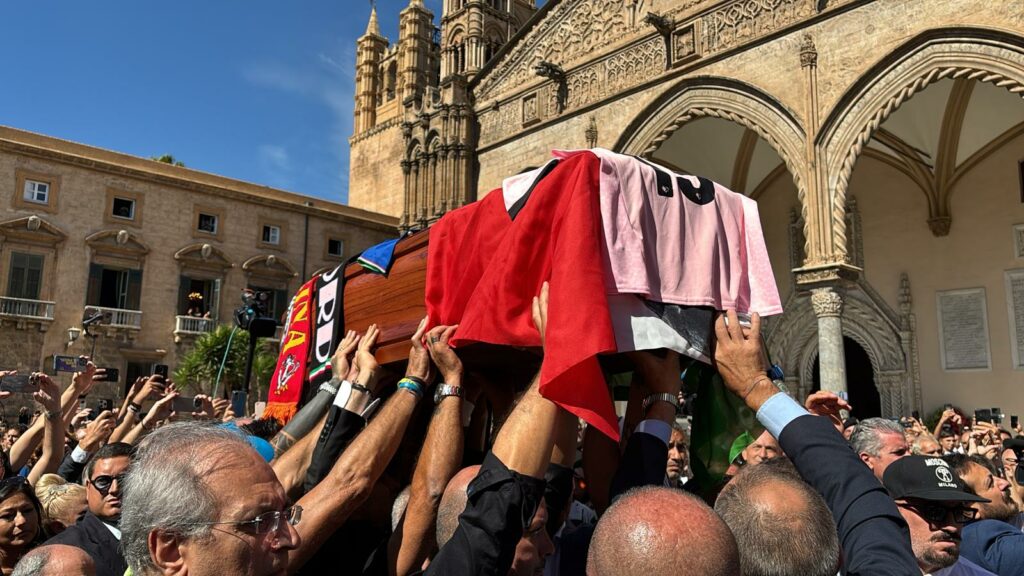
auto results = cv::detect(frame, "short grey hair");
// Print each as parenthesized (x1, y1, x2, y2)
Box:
(848, 418, 905, 457)
(715, 458, 840, 576)
(11, 551, 46, 576)
(121, 421, 254, 575)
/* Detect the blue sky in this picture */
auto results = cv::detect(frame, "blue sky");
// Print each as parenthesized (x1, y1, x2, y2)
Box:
(0, 0, 445, 204)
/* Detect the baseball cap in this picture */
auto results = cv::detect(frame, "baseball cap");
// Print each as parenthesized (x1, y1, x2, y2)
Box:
(882, 455, 988, 503)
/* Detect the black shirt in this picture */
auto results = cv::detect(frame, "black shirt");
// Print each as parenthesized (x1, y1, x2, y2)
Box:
(422, 451, 546, 576)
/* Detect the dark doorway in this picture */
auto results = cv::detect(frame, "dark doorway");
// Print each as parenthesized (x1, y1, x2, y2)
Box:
(811, 337, 880, 419)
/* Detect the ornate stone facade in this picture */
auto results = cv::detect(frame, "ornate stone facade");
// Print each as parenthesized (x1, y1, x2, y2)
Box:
(348, 0, 1024, 416)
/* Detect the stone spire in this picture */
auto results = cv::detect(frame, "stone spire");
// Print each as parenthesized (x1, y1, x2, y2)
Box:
(409, 0, 424, 6)
(365, 6, 381, 37)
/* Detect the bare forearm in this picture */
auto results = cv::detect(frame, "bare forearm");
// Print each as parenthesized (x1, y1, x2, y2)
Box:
(389, 397, 463, 576)
(492, 375, 560, 479)
(108, 413, 137, 444)
(121, 422, 147, 446)
(273, 413, 328, 501)
(27, 415, 61, 485)
(291, 391, 418, 572)
(9, 420, 44, 470)
(582, 423, 619, 514)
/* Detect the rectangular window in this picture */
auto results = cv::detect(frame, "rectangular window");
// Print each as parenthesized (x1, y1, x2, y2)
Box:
(111, 197, 136, 220)
(86, 264, 143, 310)
(22, 180, 49, 204)
(248, 285, 288, 321)
(7, 253, 44, 300)
(262, 225, 281, 245)
(197, 213, 218, 234)
(328, 238, 344, 258)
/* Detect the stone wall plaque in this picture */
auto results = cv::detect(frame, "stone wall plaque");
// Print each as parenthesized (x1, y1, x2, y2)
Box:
(1005, 270, 1024, 369)
(1013, 224, 1024, 259)
(936, 288, 991, 371)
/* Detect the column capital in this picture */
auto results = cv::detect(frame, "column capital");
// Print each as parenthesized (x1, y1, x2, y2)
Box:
(811, 287, 843, 318)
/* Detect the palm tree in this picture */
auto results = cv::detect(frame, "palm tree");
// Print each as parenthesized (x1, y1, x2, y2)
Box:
(174, 325, 277, 396)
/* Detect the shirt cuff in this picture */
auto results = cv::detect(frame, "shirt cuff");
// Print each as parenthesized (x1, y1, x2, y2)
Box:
(71, 445, 91, 464)
(756, 392, 809, 439)
(635, 419, 672, 447)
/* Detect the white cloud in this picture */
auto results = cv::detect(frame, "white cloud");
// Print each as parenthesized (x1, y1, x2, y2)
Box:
(258, 144, 290, 171)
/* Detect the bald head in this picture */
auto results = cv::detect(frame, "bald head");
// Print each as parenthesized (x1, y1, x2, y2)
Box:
(587, 486, 739, 576)
(714, 459, 840, 576)
(436, 465, 480, 547)
(12, 544, 95, 576)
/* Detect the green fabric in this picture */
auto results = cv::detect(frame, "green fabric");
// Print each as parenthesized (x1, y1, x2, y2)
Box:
(686, 362, 764, 493)
(729, 431, 755, 464)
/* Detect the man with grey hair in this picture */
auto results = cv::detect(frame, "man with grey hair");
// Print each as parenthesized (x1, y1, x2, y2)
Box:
(848, 417, 910, 481)
(12, 544, 95, 576)
(715, 458, 841, 576)
(120, 421, 301, 576)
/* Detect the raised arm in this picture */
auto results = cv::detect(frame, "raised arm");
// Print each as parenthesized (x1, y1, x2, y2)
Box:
(714, 310, 918, 576)
(427, 282, 569, 575)
(389, 322, 477, 576)
(291, 323, 423, 572)
(26, 374, 63, 486)
(270, 330, 361, 457)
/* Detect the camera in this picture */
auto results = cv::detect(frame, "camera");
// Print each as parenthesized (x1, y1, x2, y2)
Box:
(234, 289, 277, 337)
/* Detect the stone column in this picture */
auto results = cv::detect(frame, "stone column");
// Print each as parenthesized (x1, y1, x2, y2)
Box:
(811, 287, 847, 394)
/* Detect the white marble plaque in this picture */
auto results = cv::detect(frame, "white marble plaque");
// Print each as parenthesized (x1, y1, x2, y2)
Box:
(937, 288, 991, 371)
(1006, 270, 1024, 369)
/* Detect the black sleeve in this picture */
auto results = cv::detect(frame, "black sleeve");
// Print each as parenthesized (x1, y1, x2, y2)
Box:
(57, 450, 86, 484)
(426, 451, 546, 576)
(303, 407, 367, 493)
(778, 414, 918, 576)
(544, 463, 574, 536)
(609, 431, 668, 502)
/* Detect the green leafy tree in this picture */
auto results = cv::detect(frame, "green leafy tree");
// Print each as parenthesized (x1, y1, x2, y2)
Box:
(174, 325, 278, 396)
(151, 154, 185, 167)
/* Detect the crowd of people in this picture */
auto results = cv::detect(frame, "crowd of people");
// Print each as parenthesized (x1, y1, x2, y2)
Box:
(0, 283, 1022, 575)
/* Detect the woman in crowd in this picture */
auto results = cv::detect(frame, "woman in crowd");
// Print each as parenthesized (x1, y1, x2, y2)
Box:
(34, 474, 86, 538)
(0, 477, 43, 574)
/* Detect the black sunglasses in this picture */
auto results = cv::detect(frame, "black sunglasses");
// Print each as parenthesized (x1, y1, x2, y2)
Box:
(89, 473, 126, 494)
(901, 501, 977, 525)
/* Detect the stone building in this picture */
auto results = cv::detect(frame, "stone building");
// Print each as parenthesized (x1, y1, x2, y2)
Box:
(348, 0, 1024, 420)
(0, 126, 396, 406)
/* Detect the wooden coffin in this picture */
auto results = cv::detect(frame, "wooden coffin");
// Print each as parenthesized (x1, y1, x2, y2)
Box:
(341, 228, 542, 381)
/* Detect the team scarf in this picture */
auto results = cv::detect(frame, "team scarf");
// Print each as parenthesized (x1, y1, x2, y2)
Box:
(264, 276, 318, 424)
(307, 264, 345, 389)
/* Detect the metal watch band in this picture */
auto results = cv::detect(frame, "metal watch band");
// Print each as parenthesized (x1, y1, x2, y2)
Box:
(434, 383, 463, 405)
(642, 392, 679, 416)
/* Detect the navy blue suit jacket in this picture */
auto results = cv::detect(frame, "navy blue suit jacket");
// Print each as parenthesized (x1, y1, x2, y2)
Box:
(778, 414, 919, 576)
(961, 519, 1024, 575)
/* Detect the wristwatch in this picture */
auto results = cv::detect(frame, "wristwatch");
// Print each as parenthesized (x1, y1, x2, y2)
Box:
(642, 392, 680, 416)
(434, 384, 463, 405)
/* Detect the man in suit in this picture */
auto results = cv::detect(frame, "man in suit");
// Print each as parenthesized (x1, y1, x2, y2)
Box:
(944, 454, 1024, 575)
(713, 310, 920, 575)
(45, 442, 133, 576)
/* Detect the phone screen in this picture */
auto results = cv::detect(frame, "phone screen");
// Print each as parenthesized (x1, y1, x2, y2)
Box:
(231, 391, 247, 418)
(0, 374, 39, 394)
(1012, 415, 1019, 429)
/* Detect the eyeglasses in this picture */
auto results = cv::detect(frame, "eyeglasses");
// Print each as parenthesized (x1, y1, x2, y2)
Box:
(89, 473, 126, 495)
(900, 502, 977, 525)
(194, 505, 302, 537)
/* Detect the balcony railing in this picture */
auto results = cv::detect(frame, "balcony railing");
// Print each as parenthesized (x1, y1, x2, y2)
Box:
(174, 315, 217, 336)
(0, 297, 55, 321)
(89, 306, 142, 329)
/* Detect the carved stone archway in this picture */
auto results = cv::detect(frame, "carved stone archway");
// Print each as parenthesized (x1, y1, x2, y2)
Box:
(766, 278, 917, 418)
(819, 28, 1024, 262)
(616, 77, 808, 210)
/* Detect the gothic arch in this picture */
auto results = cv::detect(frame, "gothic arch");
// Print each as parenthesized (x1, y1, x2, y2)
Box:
(615, 77, 808, 211)
(819, 28, 1024, 259)
(767, 286, 911, 417)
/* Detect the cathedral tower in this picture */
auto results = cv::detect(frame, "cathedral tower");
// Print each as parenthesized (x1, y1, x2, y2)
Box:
(353, 8, 387, 133)
(440, 0, 536, 80)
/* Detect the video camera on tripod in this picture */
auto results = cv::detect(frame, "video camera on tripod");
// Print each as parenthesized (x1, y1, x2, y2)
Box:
(234, 289, 278, 338)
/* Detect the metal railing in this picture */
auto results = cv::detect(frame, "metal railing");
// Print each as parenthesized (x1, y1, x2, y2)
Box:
(0, 297, 55, 320)
(174, 315, 217, 335)
(88, 306, 142, 329)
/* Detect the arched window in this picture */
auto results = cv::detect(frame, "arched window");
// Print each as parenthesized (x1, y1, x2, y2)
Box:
(386, 62, 397, 101)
